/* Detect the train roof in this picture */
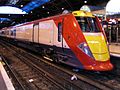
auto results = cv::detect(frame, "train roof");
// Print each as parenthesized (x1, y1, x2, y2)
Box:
(72, 10, 94, 17)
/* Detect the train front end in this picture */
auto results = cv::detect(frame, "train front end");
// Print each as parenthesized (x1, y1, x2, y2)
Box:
(72, 11, 113, 71)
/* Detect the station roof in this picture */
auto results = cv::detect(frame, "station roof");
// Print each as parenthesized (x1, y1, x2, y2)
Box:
(0, 0, 109, 29)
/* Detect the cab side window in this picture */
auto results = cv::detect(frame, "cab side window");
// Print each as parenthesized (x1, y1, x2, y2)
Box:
(58, 22, 62, 42)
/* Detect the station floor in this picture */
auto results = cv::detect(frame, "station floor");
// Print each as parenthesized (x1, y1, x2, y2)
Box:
(0, 57, 15, 90)
(109, 43, 120, 57)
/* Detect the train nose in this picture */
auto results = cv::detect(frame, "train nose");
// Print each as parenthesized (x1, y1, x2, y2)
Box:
(84, 32, 110, 61)
(90, 41, 110, 62)
(85, 61, 113, 71)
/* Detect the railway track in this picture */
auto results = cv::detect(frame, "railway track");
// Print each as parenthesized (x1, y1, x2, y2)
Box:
(0, 55, 25, 90)
(0, 39, 119, 90)
(0, 41, 63, 90)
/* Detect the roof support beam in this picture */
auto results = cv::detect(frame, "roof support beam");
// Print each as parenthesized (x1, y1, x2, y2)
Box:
(22, 0, 50, 13)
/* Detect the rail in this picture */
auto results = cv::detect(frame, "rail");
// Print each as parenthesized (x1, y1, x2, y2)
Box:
(0, 55, 25, 90)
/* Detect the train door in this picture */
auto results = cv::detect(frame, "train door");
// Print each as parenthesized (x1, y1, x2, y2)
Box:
(33, 23, 39, 43)
(56, 19, 64, 51)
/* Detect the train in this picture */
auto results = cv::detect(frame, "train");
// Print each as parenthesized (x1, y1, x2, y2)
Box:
(0, 10, 113, 71)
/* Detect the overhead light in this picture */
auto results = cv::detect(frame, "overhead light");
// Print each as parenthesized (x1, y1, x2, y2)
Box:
(42, 6, 45, 8)
(62, 8, 64, 10)
(47, 12, 49, 14)
(30, 11, 33, 13)
(0, 6, 27, 14)
(21, 5, 23, 7)
(84, 0, 87, 3)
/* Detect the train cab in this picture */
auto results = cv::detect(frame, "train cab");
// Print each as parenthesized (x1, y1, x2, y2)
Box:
(71, 11, 113, 71)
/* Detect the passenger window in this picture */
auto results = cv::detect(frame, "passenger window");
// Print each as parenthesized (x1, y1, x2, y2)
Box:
(58, 22, 62, 42)
(11, 29, 16, 36)
(11, 30, 14, 36)
(1, 31, 5, 34)
(13, 29, 16, 36)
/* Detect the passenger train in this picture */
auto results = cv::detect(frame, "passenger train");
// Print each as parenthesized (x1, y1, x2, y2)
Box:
(0, 10, 113, 71)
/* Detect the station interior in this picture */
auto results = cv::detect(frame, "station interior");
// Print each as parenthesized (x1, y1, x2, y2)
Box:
(0, 0, 120, 90)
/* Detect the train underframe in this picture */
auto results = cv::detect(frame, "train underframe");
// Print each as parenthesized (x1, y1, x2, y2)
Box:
(0, 36, 84, 69)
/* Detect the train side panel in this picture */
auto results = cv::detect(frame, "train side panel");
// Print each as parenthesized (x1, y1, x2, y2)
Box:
(16, 24, 33, 41)
(37, 18, 69, 48)
(24, 24, 33, 41)
(16, 26, 25, 40)
(38, 20, 54, 45)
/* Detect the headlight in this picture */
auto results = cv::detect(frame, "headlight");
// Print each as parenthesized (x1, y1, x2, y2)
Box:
(77, 42, 94, 58)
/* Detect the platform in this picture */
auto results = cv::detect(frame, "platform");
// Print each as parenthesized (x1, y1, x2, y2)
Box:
(0, 57, 15, 90)
(109, 43, 120, 57)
